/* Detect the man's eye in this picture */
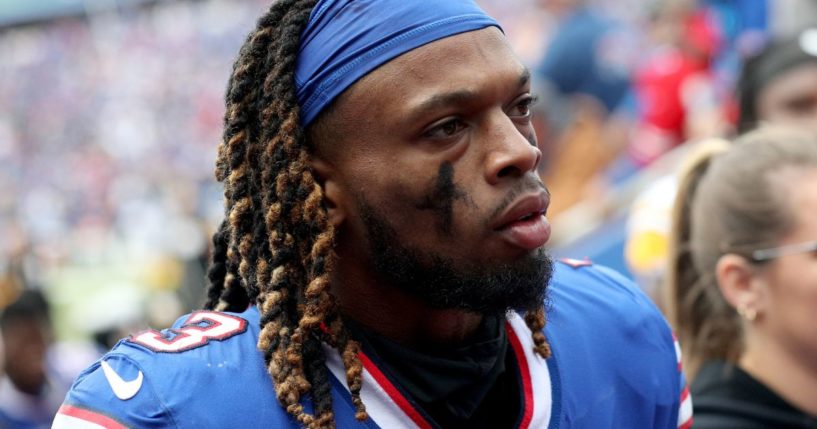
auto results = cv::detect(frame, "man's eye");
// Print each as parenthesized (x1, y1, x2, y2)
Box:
(510, 96, 538, 118)
(425, 119, 467, 139)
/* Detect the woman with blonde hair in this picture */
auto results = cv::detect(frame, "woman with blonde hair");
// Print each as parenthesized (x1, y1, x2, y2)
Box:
(666, 126, 817, 428)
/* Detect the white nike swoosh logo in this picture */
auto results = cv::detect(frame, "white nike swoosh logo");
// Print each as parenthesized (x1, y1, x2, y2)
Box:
(101, 359, 143, 400)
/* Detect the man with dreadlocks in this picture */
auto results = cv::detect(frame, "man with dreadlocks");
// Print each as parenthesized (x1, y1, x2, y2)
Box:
(54, 0, 690, 428)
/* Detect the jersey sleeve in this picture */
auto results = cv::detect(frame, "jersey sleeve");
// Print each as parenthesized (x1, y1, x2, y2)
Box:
(548, 260, 692, 428)
(53, 353, 177, 429)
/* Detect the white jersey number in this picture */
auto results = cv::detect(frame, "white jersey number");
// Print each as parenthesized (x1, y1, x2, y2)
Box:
(128, 311, 248, 353)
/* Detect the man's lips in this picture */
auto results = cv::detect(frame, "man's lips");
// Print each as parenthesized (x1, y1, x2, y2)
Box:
(492, 192, 551, 250)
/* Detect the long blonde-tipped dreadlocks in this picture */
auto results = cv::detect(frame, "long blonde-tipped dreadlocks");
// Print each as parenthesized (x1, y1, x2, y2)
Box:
(204, 0, 362, 427)
(204, 0, 550, 427)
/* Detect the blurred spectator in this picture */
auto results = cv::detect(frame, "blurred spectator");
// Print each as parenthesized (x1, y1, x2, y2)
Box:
(665, 127, 817, 427)
(625, 26, 817, 296)
(737, 27, 817, 133)
(535, 0, 636, 117)
(629, 1, 729, 165)
(533, 0, 641, 216)
(622, 169, 689, 301)
(0, 290, 64, 429)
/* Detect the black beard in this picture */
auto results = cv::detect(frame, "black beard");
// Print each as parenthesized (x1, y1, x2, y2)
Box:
(358, 200, 552, 316)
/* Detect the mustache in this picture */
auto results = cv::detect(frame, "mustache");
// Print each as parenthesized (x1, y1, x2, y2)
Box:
(486, 176, 549, 224)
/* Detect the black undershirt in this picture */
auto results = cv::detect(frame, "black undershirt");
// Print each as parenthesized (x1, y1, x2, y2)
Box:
(345, 316, 521, 428)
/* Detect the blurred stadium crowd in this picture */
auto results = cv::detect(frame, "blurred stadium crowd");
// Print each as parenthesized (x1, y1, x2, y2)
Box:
(0, 0, 816, 426)
(0, 0, 277, 338)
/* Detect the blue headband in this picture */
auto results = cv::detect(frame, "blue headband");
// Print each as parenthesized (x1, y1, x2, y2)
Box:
(294, 0, 502, 126)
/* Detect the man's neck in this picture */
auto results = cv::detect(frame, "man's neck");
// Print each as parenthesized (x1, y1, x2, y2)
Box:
(330, 271, 484, 347)
(740, 331, 817, 416)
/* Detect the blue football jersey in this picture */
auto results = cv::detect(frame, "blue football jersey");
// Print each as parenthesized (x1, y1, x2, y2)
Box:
(53, 260, 691, 428)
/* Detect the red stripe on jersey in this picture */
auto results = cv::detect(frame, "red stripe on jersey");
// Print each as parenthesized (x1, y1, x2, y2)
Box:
(679, 417, 694, 429)
(506, 323, 534, 429)
(680, 385, 690, 403)
(358, 352, 433, 429)
(58, 404, 128, 429)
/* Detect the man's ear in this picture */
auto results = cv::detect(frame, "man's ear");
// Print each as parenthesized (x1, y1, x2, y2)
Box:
(715, 254, 762, 317)
(310, 157, 346, 227)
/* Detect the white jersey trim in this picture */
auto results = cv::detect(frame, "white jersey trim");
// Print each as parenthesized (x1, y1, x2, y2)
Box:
(324, 344, 422, 429)
(507, 311, 553, 429)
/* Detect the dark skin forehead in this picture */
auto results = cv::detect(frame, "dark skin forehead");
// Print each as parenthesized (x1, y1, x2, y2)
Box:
(309, 27, 529, 160)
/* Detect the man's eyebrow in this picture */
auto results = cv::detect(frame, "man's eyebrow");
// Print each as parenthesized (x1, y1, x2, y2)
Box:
(411, 90, 481, 120)
(408, 68, 532, 124)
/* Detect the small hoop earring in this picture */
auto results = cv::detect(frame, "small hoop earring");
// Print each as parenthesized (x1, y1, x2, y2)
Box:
(737, 304, 757, 322)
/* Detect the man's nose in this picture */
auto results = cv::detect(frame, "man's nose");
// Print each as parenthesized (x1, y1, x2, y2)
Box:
(484, 116, 541, 185)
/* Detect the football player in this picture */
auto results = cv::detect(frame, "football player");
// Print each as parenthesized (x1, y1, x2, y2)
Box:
(54, 0, 690, 428)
